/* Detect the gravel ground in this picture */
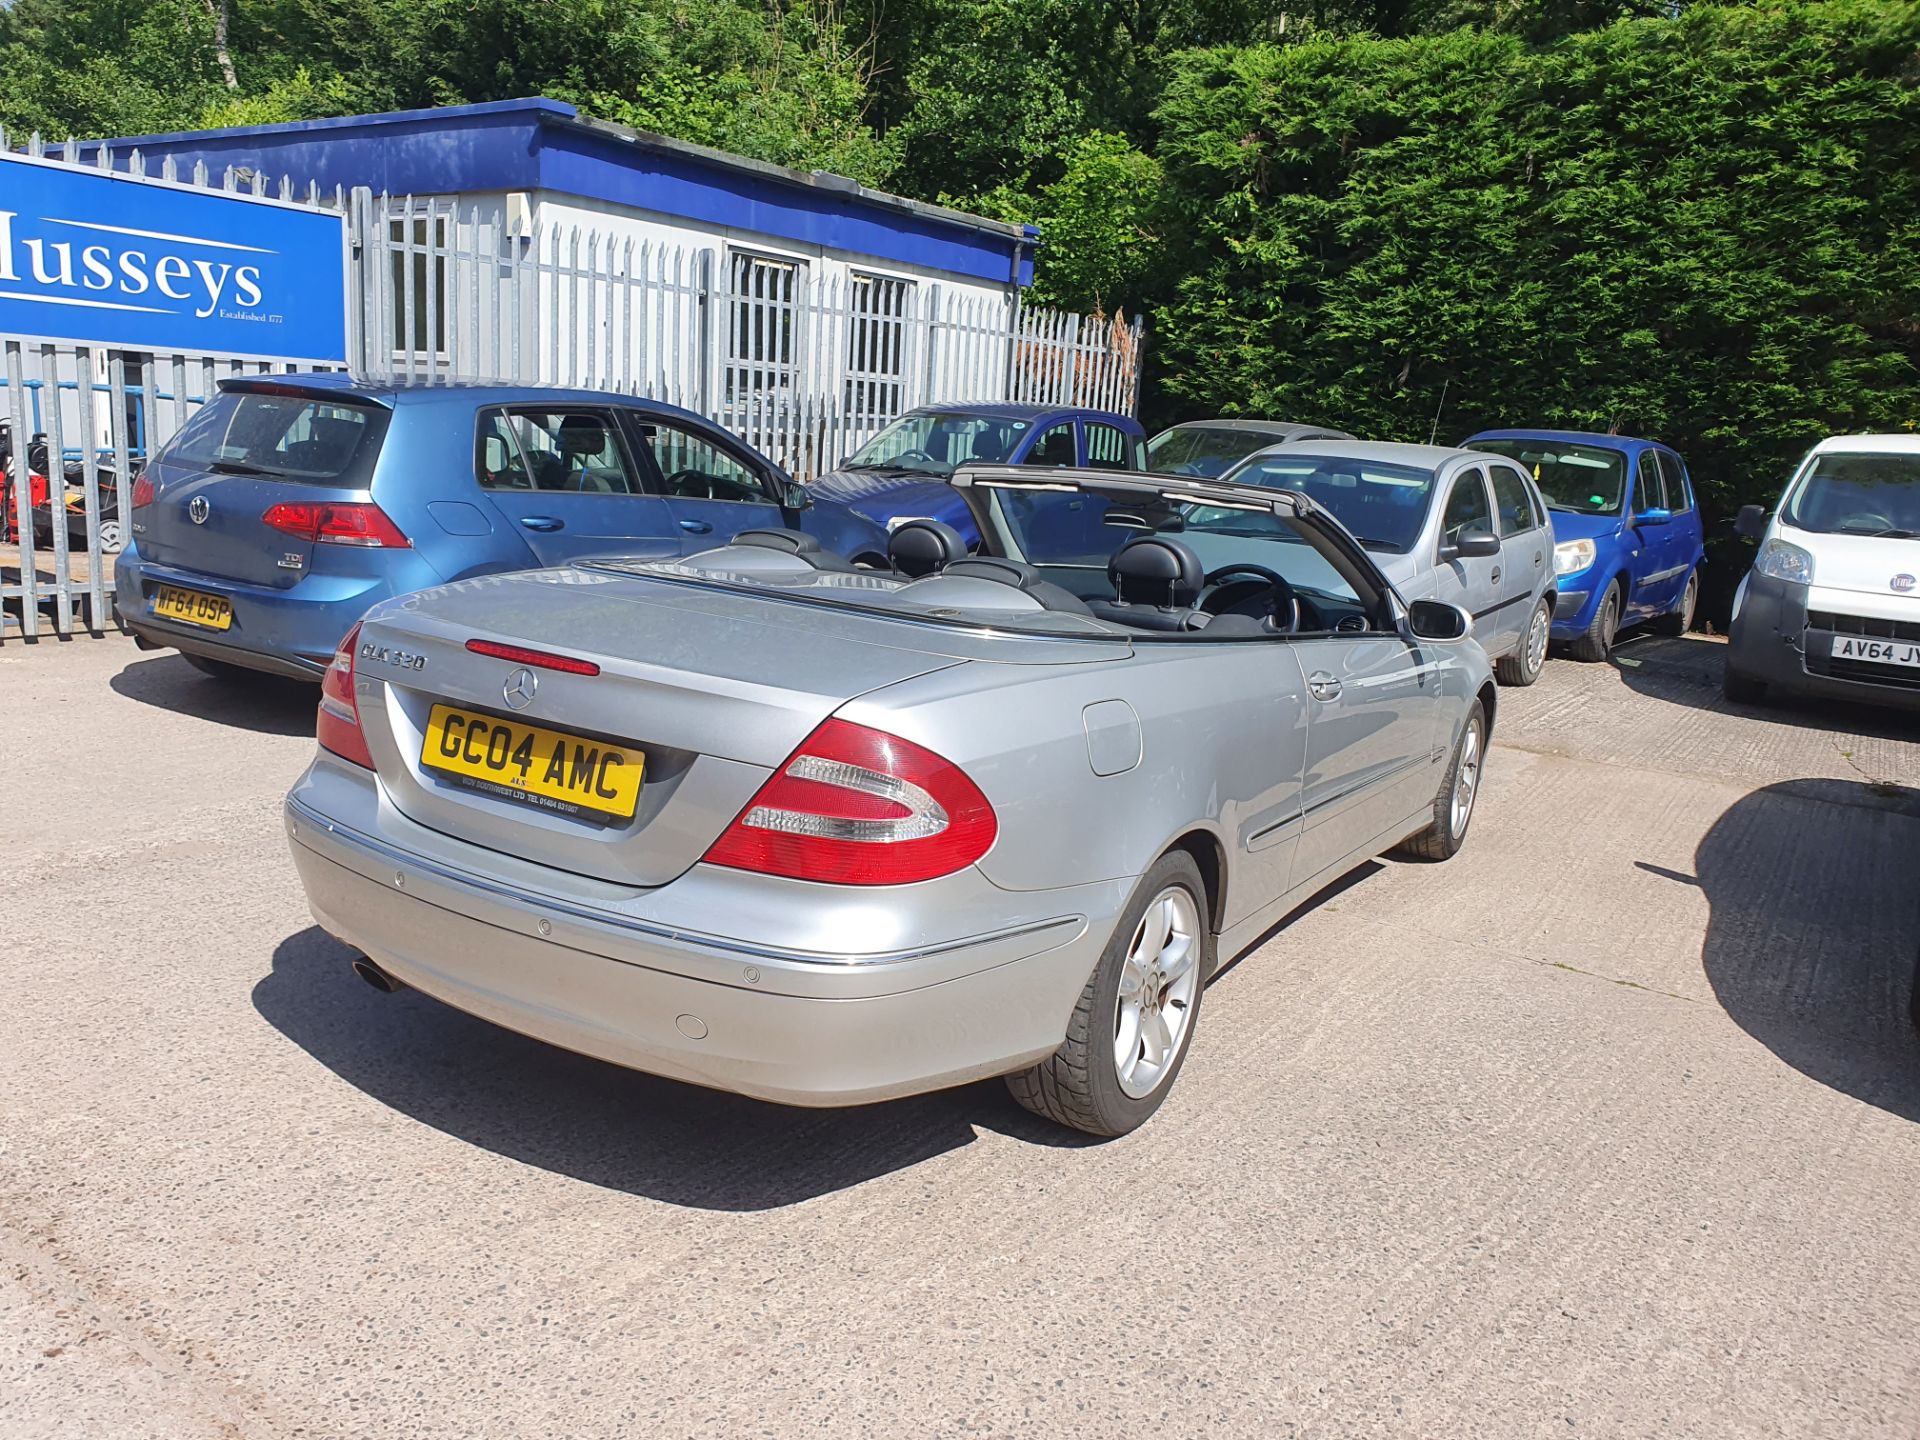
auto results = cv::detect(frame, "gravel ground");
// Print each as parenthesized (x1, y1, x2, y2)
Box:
(1, 629, 1916, 1439)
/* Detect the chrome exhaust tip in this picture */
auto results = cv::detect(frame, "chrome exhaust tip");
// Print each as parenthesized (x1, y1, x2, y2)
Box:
(350, 957, 404, 994)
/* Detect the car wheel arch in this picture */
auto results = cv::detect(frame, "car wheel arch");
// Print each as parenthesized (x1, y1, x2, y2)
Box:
(1476, 680, 1498, 740)
(1163, 827, 1228, 937)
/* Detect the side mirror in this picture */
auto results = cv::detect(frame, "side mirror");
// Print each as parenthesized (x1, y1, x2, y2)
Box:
(1635, 507, 1673, 526)
(1734, 503, 1768, 540)
(782, 479, 813, 512)
(1443, 527, 1500, 561)
(1405, 599, 1473, 642)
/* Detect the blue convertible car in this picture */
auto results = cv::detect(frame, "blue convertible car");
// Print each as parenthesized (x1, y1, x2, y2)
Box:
(115, 376, 890, 679)
(1464, 428, 1706, 661)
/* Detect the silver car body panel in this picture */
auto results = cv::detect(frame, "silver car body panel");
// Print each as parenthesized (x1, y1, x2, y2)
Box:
(1222, 440, 1555, 660)
(287, 467, 1493, 1106)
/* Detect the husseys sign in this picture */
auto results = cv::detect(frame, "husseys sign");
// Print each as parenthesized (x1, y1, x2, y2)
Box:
(0, 152, 347, 361)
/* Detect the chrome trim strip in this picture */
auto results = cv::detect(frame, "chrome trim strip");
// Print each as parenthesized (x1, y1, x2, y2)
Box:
(1299, 753, 1429, 822)
(287, 795, 1082, 968)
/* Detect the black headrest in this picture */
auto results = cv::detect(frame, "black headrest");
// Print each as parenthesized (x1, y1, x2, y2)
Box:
(1109, 536, 1204, 609)
(556, 414, 608, 455)
(888, 518, 967, 577)
(732, 528, 823, 555)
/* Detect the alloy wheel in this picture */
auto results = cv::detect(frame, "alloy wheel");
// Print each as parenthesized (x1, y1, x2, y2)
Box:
(1113, 885, 1201, 1100)
(1525, 603, 1550, 674)
(1450, 716, 1482, 837)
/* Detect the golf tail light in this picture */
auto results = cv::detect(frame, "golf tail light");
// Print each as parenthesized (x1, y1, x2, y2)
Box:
(263, 501, 410, 548)
(317, 621, 374, 769)
(129, 470, 155, 509)
(703, 718, 997, 885)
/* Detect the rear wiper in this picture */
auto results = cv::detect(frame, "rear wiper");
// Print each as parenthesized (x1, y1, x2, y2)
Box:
(207, 458, 277, 477)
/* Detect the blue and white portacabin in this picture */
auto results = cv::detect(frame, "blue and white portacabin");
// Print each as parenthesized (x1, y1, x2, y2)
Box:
(1463, 428, 1706, 661)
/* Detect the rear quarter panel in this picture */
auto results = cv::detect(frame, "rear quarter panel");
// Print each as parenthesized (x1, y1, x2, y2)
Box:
(372, 398, 539, 581)
(834, 638, 1313, 930)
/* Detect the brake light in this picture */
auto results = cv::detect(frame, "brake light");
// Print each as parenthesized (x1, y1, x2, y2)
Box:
(316, 621, 374, 769)
(703, 718, 996, 885)
(263, 501, 410, 548)
(130, 470, 155, 508)
(465, 639, 600, 676)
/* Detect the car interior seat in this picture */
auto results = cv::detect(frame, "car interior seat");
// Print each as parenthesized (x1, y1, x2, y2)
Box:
(1086, 536, 1206, 631)
(888, 518, 968, 577)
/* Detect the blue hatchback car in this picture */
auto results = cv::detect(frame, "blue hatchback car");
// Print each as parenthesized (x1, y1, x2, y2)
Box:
(808, 403, 1148, 547)
(115, 375, 891, 679)
(1463, 429, 1706, 660)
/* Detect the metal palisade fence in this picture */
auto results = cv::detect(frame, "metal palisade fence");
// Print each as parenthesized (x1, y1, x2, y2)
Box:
(3, 143, 1143, 641)
(1, 132, 350, 641)
(359, 193, 1145, 482)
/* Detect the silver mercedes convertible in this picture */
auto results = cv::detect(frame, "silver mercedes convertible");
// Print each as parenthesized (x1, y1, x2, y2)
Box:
(285, 466, 1495, 1135)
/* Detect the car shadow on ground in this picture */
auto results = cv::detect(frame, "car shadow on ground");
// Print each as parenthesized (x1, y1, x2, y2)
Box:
(1603, 632, 1920, 742)
(253, 925, 1097, 1211)
(110, 653, 318, 736)
(1671, 777, 1920, 1122)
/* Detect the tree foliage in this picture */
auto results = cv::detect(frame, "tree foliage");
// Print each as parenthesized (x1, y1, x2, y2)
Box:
(1149, 1, 1920, 529)
(0, 0, 1915, 548)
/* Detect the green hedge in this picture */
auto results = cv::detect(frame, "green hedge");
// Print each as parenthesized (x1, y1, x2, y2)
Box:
(1149, 2, 1920, 588)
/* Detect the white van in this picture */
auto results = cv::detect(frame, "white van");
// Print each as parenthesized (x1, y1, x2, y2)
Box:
(1725, 433, 1920, 712)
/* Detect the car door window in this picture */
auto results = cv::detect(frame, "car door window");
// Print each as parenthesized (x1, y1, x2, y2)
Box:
(1024, 422, 1077, 468)
(1656, 451, 1692, 512)
(1488, 464, 1539, 536)
(637, 419, 774, 504)
(475, 409, 643, 495)
(1441, 467, 1493, 543)
(1634, 452, 1668, 514)
(1085, 422, 1132, 471)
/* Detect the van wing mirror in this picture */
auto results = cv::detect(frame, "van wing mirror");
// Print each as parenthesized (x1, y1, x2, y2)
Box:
(1735, 503, 1768, 540)
(782, 478, 813, 512)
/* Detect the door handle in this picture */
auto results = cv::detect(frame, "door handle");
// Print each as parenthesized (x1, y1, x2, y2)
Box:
(1491, 567, 1502, 584)
(519, 515, 563, 533)
(1307, 671, 1342, 702)
(678, 518, 713, 534)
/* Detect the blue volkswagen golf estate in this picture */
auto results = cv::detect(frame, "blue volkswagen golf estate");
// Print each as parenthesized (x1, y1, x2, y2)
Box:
(1464, 428, 1706, 661)
(115, 375, 891, 680)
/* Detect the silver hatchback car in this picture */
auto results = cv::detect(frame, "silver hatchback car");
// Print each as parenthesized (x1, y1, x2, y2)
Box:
(285, 467, 1495, 1135)
(1222, 441, 1558, 685)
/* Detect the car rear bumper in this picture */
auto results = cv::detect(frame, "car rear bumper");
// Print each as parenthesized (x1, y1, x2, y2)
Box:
(115, 545, 415, 678)
(1727, 572, 1920, 714)
(283, 758, 1123, 1107)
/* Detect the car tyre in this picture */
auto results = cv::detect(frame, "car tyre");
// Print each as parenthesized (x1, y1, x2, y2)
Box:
(1568, 581, 1621, 662)
(1722, 663, 1766, 705)
(1495, 598, 1552, 686)
(1652, 570, 1698, 637)
(1394, 699, 1486, 863)
(1006, 850, 1211, 1137)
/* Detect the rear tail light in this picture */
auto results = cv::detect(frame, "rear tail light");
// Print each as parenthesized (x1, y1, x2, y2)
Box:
(465, 639, 600, 675)
(317, 621, 374, 769)
(129, 470, 155, 509)
(263, 501, 410, 548)
(703, 718, 996, 885)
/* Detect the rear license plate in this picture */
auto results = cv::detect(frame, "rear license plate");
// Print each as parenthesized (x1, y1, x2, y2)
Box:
(421, 703, 644, 821)
(154, 584, 233, 631)
(1832, 635, 1920, 669)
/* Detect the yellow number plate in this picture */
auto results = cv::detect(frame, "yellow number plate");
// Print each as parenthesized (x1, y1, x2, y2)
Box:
(421, 704, 644, 821)
(154, 584, 233, 631)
